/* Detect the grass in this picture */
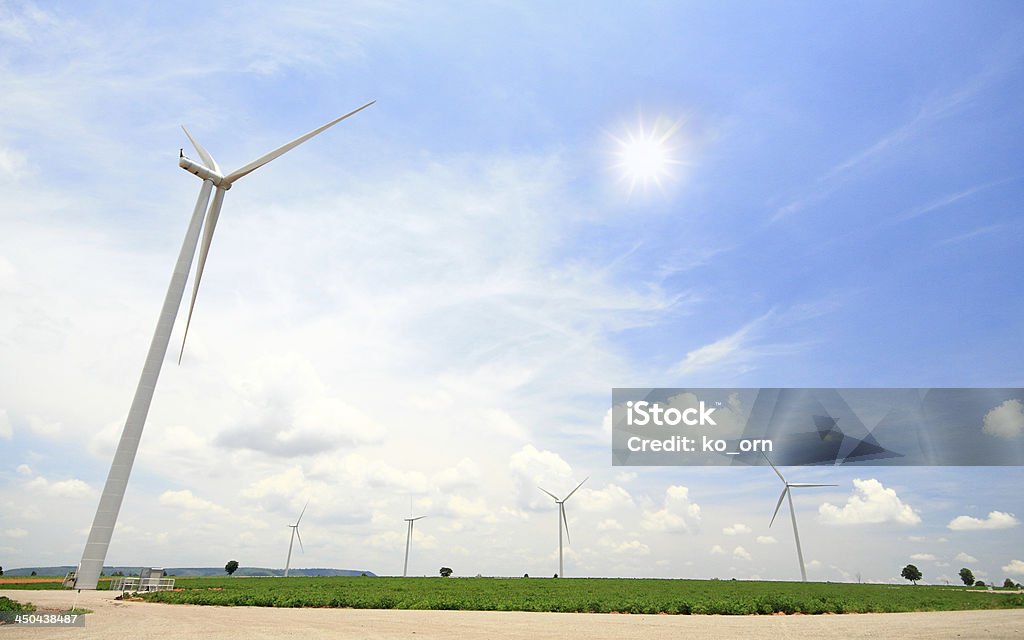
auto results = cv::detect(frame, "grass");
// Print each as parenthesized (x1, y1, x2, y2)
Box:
(0, 596, 34, 612)
(127, 576, 1024, 615)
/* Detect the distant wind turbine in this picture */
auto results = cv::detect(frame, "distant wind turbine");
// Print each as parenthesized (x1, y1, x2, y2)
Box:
(538, 477, 588, 577)
(73, 101, 374, 590)
(763, 452, 835, 581)
(284, 502, 308, 578)
(403, 516, 426, 577)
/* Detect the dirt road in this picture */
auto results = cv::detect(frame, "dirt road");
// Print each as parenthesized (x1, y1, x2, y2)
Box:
(3, 588, 1022, 639)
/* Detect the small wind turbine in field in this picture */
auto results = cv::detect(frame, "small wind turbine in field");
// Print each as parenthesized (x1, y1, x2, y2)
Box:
(763, 452, 835, 581)
(284, 502, 308, 578)
(403, 516, 426, 577)
(538, 477, 588, 577)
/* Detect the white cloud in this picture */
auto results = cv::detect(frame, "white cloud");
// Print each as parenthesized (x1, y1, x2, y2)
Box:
(597, 519, 623, 531)
(509, 444, 574, 509)
(25, 476, 93, 498)
(158, 489, 226, 513)
(710, 544, 725, 555)
(723, 523, 751, 536)
(0, 147, 31, 180)
(26, 415, 61, 438)
(733, 545, 752, 561)
(756, 535, 777, 544)
(982, 399, 1024, 439)
(641, 485, 701, 533)
(1003, 560, 1024, 576)
(672, 318, 759, 375)
(432, 459, 481, 490)
(614, 471, 637, 483)
(955, 552, 978, 563)
(948, 511, 1020, 531)
(910, 553, 936, 561)
(818, 478, 921, 525)
(443, 495, 495, 522)
(16, 464, 31, 475)
(580, 484, 634, 512)
(612, 540, 650, 555)
(4, 528, 28, 538)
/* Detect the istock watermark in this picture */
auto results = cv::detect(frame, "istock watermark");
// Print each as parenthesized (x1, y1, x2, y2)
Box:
(611, 388, 1024, 466)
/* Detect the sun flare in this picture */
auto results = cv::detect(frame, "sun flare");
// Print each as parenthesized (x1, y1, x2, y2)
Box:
(610, 116, 683, 194)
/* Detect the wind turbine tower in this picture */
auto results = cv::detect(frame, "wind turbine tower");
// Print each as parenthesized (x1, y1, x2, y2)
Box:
(284, 502, 308, 578)
(538, 477, 588, 577)
(403, 516, 426, 577)
(763, 453, 835, 581)
(73, 101, 374, 590)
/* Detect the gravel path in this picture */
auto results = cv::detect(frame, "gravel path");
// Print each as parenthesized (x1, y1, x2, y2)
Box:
(3, 588, 1023, 639)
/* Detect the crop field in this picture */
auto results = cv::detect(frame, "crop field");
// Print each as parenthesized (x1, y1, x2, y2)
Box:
(130, 576, 1024, 615)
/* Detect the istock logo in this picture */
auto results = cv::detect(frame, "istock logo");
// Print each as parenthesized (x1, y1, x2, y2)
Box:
(625, 400, 717, 427)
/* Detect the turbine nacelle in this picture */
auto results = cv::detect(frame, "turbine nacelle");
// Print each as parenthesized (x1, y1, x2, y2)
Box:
(177, 156, 229, 188)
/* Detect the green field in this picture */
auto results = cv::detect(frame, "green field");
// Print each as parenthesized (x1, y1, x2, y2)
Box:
(128, 576, 1024, 615)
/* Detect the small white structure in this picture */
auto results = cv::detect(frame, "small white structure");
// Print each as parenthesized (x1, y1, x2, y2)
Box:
(109, 568, 175, 592)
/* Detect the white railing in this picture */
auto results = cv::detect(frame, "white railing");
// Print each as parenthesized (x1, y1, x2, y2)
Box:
(108, 576, 176, 592)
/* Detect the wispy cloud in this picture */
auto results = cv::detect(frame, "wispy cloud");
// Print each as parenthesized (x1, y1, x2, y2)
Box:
(896, 178, 1017, 224)
(934, 223, 1006, 247)
(671, 312, 772, 376)
(772, 61, 1020, 222)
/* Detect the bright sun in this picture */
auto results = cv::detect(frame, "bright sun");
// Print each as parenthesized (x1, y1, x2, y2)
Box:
(610, 116, 683, 194)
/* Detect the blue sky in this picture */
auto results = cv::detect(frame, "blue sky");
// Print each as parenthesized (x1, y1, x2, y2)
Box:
(1, 1, 1023, 583)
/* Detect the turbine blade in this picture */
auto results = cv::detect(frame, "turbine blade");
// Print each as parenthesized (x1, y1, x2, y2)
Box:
(564, 476, 589, 502)
(224, 100, 375, 184)
(788, 483, 837, 488)
(297, 501, 309, 525)
(538, 487, 559, 501)
(561, 503, 571, 545)
(769, 487, 788, 527)
(411, 515, 426, 521)
(178, 187, 226, 364)
(296, 527, 304, 553)
(181, 126, 221, 174)
(762, 451, 787, 484)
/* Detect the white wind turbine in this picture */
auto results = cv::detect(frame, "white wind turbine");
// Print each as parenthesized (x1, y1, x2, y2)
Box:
(73, 101, 375, 590)
(538, 477, 588, 577)
(402, 516, 426, 577)
(763, 452, 835, 582)
(284, 502, 308, 578)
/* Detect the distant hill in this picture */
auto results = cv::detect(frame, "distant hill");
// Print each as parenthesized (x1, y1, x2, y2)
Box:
(2, 566, 376, 578)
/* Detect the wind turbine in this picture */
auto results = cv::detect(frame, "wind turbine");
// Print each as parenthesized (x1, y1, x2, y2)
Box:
(73, 101, 375, 590)
(284, 502, 308, 578)
(403, 516, 426, 577)
(538, 477, 588, 577)
(763, 452, 835, 581)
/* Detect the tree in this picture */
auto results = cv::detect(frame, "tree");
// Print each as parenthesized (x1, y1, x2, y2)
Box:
(975, 580, 985, 587)
(901, 564, 922, 585)
(0, 566, 3, 577)
(1004, 578, 1016, 589)
(439, 567, 453, 577)
(959, 568, 975, 586)
(225, 560, 239, 576)
(30, 571, 36, 576)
